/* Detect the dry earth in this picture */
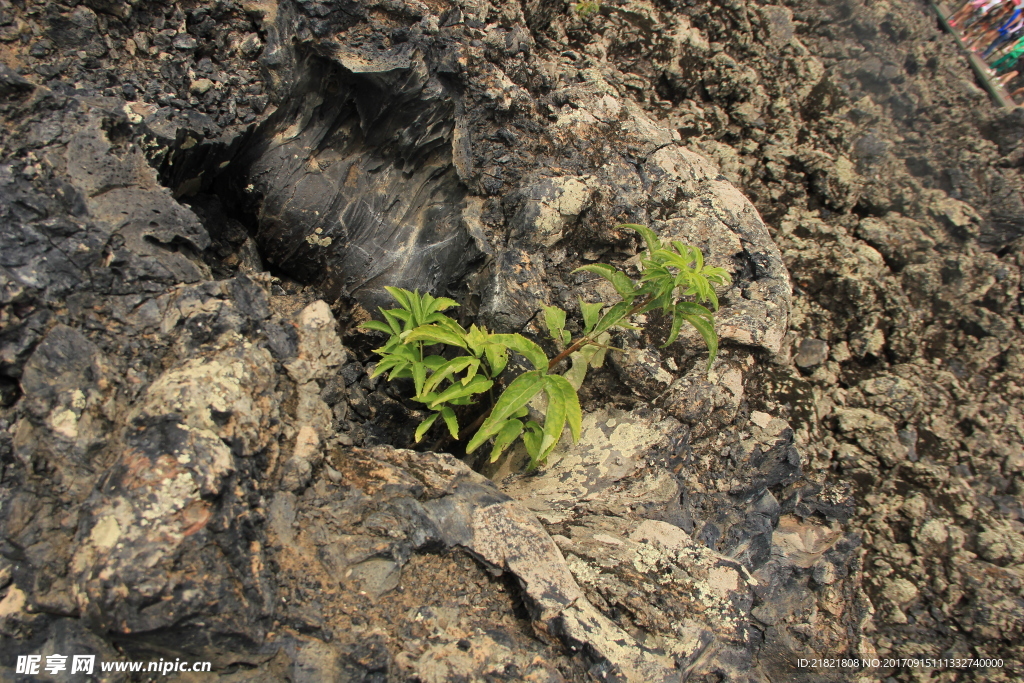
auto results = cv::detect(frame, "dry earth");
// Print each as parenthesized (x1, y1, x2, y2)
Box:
(0, 0, 1023, 681)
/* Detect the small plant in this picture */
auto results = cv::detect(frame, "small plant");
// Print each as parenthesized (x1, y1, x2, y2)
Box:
(362, 225, 731, 470)
(572, 0, 600, 18)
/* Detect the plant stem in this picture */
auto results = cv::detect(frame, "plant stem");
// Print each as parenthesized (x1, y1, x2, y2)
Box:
(442, 295, 654, 452)
(547, 297, 651, 371)
(546, 337, 589, 371)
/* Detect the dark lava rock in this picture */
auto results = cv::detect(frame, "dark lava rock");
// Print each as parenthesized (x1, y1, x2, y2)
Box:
(1, 0, 1024, 679)
(235, 51, 482, 313)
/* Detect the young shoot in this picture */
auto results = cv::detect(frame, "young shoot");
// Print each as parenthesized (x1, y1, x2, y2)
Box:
(361, 225, 731, 470)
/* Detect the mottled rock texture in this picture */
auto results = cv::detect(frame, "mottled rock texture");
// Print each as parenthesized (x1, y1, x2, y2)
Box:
(1, 0, 1024, 681)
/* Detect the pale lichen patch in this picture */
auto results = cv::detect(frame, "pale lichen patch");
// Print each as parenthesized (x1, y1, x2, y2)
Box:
(89, 515, 121, 550)
(48, 407, 79, 439)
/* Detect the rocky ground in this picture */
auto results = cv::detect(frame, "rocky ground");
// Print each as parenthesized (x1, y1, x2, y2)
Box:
(1, 0, 1023, 681)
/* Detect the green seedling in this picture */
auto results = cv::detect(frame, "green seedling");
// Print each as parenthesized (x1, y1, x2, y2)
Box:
(572, 0, 600, 17)
(362, 225, 731, 470)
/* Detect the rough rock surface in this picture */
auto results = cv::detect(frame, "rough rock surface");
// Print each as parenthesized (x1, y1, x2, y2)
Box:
(1, 0, 1023, 681)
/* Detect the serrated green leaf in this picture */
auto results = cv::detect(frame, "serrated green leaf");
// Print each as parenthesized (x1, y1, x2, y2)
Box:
(704, 266, 732, 285)
(421, 356, 476, 396)
(676, 301, 715, 322)
(414, 413, 439, 443)
(623, 224, 661, 254)
(384, 286, 412, 310)
(392, 310, 416, 335)
(380, 308, 403, 335)
(546, 374, 582, 444)
(611, 271, 636, 299)
(539, 385, 567, 462)
(462, 358, 480, 385)
(682, 313, 719, 369)
(464, 324, 489, 354)
(373, 338, 400, 356)
(389, 364, 413, 380)
(697, 276, 713, 303)
(653, 248, 687, 272)
(591, 331, 610, 367)
(594, 301, 632, 335)
(673, 269, 694, 292)
(637, 291, 671, 316)
(412, 361, 426, 396)
(483, 343, 508, 376)
(667, 307, 689, 348)
(564, 352, 588, 391)
(423, 312, 453, 325)
(432, 315, 468, 338)
(705, 286, 719, 311)
(370, 356, 401, 379)
(564, 343, 599, 390)
(523, 421, 543, 469)
(423, 355, 448, 370)
(429, 375, 492, 409)
(407, 290, 424, 325)
(360, 320, 395, 335)
(466, 371, 546, 454)
(389, 344, 420, 362)
(575, 263, 636, 299)
(673, 241, 702, 270)
(580, 299, 603, 335)
(561, 329, 572, 345)
(440, 406, 459, 439)
(572, 263, 617, 278)
(433, 297, 458, 312)
(543, 305, 566, 342)
(420, 291, 435, 314)
(488, 334, 549, 372)
(565, 331, 611, 390)
(405, 325, 469, 350)
(638, 262, 668, 281)
(489, 418, 524, 462)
